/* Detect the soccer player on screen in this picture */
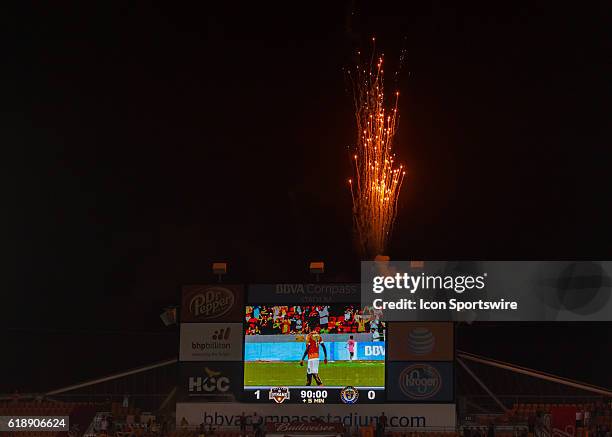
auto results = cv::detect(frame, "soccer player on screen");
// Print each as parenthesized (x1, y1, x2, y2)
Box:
(347, 335, 355, 361)
(299, 326, 328, 386)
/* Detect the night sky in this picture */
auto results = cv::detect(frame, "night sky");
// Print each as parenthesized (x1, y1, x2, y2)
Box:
(3, 1, 612, 393)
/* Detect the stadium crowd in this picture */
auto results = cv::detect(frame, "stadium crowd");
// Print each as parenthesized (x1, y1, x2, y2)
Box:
(244, 305, 384, 337)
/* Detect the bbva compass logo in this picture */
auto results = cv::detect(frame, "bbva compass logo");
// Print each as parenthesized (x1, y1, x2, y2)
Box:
(399, 364, 441, 399)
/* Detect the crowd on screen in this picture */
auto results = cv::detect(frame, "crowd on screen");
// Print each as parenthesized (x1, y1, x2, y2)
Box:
(244, 305, 384, 337)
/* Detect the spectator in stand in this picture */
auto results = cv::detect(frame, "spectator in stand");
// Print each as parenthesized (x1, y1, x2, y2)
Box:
(281, 318, 291, 334)
(100, 416, 108, 434)
(376, 412, 387, 437)
(370, 316, 380, 332)
(576, 409, 584, 429)
(319, 306, 329, 332)
(356, 314, 367, 333)
(487, 421, 495, 437)
(372, 327, 383, 342)
(345, 307, 352, 322)
(528, 414, 535, 435)
(108, 415, 114, 434)
(252, 412, 263, 435)
(239, 412, 247, 436)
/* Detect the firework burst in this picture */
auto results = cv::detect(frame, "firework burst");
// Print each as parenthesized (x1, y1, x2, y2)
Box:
(347, 42, 406, 258)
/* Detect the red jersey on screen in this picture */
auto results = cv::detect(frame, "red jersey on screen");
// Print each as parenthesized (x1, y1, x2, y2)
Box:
(306, 332, 323, 359)
(347, 339, 355, 352)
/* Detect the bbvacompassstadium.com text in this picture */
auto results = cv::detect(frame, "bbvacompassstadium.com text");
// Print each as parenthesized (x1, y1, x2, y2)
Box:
(203, 413, 427, 428)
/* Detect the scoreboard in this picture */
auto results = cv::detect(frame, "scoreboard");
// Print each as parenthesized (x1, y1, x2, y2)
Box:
(177, 283, 454, 406)
(246, 387, 385, 405)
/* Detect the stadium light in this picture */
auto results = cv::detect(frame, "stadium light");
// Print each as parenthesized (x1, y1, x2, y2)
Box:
(309, 261, 324, 282)
(212, 262, 227, 282)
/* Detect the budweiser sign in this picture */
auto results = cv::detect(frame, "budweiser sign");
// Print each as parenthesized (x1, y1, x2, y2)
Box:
(181, 285, 243, 322)
(267, 423, 345, 433)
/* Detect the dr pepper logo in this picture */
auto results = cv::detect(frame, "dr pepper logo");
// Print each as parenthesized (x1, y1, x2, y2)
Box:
(184, 286, 236, 321)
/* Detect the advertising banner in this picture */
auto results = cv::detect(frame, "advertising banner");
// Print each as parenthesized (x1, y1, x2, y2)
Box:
(180, 323, 243, 361)
(244, 341, 384, 362)
(181, 284, 244, 322)
(551, 406, 576, 437)
(386, 362, 454, 402)
(266, 422, 344, 436)
(388, 322, 453, 361)
(176, 402, 457, 429)
(177, 362, 243, 403)
(248, 284, 360, 304)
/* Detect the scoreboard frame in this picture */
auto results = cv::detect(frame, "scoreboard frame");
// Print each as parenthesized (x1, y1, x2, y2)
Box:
(177, 283, 455, 406)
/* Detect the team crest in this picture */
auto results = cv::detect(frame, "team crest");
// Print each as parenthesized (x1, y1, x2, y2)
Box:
(340, 386, 359, 404)
(269, 387, 290, 404)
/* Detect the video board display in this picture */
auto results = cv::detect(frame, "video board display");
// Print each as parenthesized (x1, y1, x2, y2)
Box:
(243, 303, 386, 404)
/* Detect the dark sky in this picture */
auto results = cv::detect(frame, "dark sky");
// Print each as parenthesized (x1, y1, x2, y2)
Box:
(3, 1, 612, 393)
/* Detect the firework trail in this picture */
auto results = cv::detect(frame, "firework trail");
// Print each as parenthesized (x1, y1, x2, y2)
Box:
(347, 40, 405, 258)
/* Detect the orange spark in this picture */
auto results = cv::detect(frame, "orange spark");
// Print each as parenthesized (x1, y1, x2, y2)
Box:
(347, 46, 405, 258)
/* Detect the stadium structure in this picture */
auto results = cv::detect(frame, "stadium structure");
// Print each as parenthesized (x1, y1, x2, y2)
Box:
(3, 280, 612, 437)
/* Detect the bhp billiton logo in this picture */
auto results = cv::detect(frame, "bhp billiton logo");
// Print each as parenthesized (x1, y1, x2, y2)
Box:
(213, 327, 231, 341)
(192, 327, 232, 351)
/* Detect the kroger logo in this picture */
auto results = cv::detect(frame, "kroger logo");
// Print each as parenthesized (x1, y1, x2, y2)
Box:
(399, 364, 441, 399)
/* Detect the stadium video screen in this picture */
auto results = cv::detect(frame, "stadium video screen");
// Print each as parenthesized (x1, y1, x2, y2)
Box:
(243, 304, 386, 404)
